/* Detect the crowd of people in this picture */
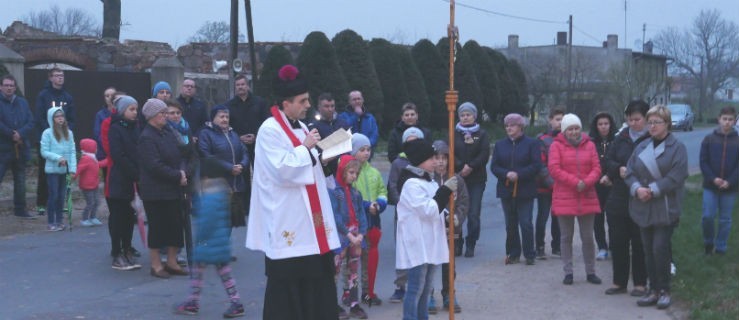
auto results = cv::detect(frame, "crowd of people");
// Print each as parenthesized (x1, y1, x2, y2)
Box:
(0, 64, 732, 319)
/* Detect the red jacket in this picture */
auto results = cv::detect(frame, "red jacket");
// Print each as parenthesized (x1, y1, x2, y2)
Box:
(75, 139, 106, 191)
(548, 133, 601, 216)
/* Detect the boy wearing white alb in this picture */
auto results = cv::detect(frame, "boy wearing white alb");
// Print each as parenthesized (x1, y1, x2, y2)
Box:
(396, 139, 456, 320)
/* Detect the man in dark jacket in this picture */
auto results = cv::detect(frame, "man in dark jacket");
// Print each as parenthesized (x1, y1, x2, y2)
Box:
(387, 102, 432, 163)
(225, 74, 269, 165)
(308, 92, 349, 139)
(338, 90, 379, 151)
(176, 78, 209, 137)
(0, 75, 35, 218)
(534, 107, 564, 258)
(34, 68, 75, 215)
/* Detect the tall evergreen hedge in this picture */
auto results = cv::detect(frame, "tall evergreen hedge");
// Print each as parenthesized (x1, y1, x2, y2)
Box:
(411, 39, 449, 130)
(297, 31, 349, 107)
(437, 37, 483, 119)
(256, 45, 294, 102)
(463, 40, 502, 119)
(332, 29, 384, 115)
(394, 45, 431, 129)
(369, 38, 409, 135)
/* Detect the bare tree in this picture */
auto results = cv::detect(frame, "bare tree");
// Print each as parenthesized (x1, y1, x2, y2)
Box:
(655, 9, 739, 120)
(101, 0, 121, 40)
(189, 21, 231, 43)
(23, 5, 100, 37)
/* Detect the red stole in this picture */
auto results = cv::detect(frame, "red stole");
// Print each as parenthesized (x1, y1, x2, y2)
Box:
(270, 106, 330, 254)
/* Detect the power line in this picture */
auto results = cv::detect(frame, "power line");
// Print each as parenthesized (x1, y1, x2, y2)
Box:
(443, 0, 566, 25)
(572, 25, 603, 45)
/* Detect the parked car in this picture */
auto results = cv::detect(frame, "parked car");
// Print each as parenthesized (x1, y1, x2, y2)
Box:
(668, 104, 694, 131)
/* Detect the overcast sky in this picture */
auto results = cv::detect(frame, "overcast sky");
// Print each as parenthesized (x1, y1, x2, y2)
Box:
(2, 1, 738, 51)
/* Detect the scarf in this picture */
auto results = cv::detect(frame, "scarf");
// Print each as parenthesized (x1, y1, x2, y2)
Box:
(455, 122, 480, 135)
(168, 118, 190, 144)
(270, 106, 331, 254)
(629, 127, 647, 142)
(81, 152, 97, 164)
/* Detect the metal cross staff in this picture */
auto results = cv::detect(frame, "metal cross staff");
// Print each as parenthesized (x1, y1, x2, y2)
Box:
(445, 1, 459, 319)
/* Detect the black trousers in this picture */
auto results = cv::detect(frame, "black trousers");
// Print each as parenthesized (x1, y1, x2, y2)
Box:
(641, 224, 675, 292)
(594, 186, 610, 250)
(107, 198, 136, 256)
(263, 253, 338, 320)
(606, 200, 647, 288)
(36, 148, 48, 207)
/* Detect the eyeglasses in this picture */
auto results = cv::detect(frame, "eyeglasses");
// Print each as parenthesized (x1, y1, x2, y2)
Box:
(167, 111, 182, 115)
(183, 84, 195, 88)
(647, 120, 666, 126)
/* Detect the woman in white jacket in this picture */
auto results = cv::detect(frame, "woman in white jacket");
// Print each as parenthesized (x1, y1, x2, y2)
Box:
(396, 139, 457, 320)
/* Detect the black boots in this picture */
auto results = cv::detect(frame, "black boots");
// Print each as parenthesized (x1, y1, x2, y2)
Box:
(464, 241, 475, 258)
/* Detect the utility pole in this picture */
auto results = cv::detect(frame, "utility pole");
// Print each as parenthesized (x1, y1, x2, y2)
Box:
(244, 0, 258, 94)
(567, 15, 572, 109)
(642, 23, 646, 51)
(229, 0, 238, 97)
(624, 0, 628, 48)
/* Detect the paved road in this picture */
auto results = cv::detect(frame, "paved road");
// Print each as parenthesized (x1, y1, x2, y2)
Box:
(672, 127, 712, 174)
(0, 152, 688, 319)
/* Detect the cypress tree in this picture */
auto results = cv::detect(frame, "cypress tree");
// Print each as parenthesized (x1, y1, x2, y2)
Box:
(256, 45, 294, 102)
(394, 45, 431, 130)
(507, 59, 530, 116)
(332, 29, 384, 116)
(297, 31, 349, 107)
(486, 47, 527, 116)
(369, 38, 409, 135)
(463, 40, 502, 119)
(437, 38, 483, 119)
(411, 39, 448, 130)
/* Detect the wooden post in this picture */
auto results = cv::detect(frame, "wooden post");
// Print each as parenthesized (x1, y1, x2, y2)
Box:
(446, 1, 458, 319)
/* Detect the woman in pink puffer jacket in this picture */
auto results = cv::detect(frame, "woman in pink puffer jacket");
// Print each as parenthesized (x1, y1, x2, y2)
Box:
(548, 113, 603, 286)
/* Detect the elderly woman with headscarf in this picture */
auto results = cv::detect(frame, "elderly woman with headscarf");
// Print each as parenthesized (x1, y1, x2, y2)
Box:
(453, 102, 490, 257)
(137, 98, 188, 278)
(625, 105, 687, 309)
(548, 113, 603, 286)
(490, 113, 542, 265)
(198, 105, 250, 227)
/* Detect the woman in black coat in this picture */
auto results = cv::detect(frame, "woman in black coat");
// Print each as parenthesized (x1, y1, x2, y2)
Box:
(137, 98, 188, 278)
(588, 112, 617, 260)
(106, 96, 141, 271)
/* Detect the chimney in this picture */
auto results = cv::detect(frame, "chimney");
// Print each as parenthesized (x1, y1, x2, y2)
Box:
(643, 40, 654, 53)
(557, 32, 567, 45)
(508, 34, 519, 49)
(607, 34, 618, 49)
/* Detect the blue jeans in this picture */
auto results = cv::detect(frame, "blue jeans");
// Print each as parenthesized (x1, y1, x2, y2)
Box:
(0, 156, 27, 215)
(46, 173, 66, 226)
(501, 197, 535, 259)
(702, 188, 735, 252)
(465, 182, 486, 245)
(403, 264, 436, 320)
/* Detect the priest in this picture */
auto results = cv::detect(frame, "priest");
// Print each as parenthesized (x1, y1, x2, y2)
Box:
(246, 64, 341, 320)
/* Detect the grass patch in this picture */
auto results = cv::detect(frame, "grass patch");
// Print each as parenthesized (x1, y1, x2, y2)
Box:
(672, 174, 739, 319)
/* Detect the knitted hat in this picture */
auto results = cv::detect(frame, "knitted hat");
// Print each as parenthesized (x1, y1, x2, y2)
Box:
(404, 139, 436, 166)
(114, 95, 137, 114)
(402, 126, 425, 142)
(458, 102, 478, 119)
(351, 133, 371, 156)
(432, 140, 449, 155)
(142, 98, 168, 120)
(504, 113, 526, 127)
(80, 138, 97, 154)
(560, 113, 582, 130)
(210, 104, 229, 121)
(152, 81, 172, 97)
(273, 65, 308, 98)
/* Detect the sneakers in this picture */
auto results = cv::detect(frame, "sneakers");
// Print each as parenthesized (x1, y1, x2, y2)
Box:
(223, 302, 245, 318)
(505, 256, 520, 265)
(338, 305, 349, 320)
(551, 248, 561, 257)
(37, 206, 46, 216)
(464, 245, 475, 258)
(124, 252, 142, 269)
(525, 257, 536, 265)
(80, 220, 94, 227)
(389, 287, 405, 303)
(563, 274, 573, 285)
(586, 274, 602, 284)
(428, 292, 438, 314)
(656, 291, 671, 309)
(442, 295, 461, 313)
(90, 218, 103, 225)
(128, 247, 142, 258)
(341, 290, 351, 307)
(15, 212, 37, 220)
(596, 249, 609, 260)
(362, 293, 382, 306)
(349, 305, 368, 319)
(112, 255, 135, 271)
(47, 225, 61, 232)
(56, 223, 66, 231)
(536, 248, 547, 260)
(637, 291, 659, 307)
(174, 300, 199, 315)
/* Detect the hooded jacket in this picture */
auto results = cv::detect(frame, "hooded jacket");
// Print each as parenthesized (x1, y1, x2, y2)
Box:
(605, 128, 651, 205)
(0, 93, 33, 160)
(330, 155, 369, 249)
(192, 177, 232, 264)
(40, 107, 76, 174)
(75, 138, 104, 190)
(353, 161, 388, 229)
(700, 127, 739, 192)
(35, 80, 75, 134)
(548, 133, 601, 216)
(106, 113, 140, 200)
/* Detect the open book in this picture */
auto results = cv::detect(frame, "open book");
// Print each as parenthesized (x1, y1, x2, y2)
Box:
(316, 128, 352, 159)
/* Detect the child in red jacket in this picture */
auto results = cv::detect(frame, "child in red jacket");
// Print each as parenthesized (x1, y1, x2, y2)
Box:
(74, 138, 107, 227)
